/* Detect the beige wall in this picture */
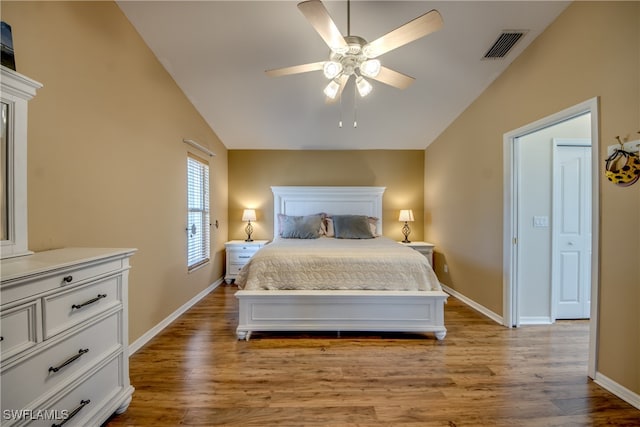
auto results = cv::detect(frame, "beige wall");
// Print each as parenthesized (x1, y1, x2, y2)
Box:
(3, 1, 229, 343)
(425, 2, 639, 394)
(228, 150, 424, 242)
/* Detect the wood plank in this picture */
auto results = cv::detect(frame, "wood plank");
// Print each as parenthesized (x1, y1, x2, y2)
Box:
(103, 285, 639, 426)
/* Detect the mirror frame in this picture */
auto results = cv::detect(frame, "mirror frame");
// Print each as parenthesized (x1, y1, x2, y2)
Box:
(1, 66, 42, 259)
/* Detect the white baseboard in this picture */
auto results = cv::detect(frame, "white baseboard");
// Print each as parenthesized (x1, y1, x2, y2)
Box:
(594, 372, 640, 410)
(129, 277, 223, 355)
(440, 283, 503, 325)
(519, 316, 553, 325)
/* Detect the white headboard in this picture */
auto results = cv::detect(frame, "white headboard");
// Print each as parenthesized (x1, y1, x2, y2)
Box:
(271, 186, 386, 237)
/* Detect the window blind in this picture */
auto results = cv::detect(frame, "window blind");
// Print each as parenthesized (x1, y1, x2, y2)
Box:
(187, 154, 210, 270)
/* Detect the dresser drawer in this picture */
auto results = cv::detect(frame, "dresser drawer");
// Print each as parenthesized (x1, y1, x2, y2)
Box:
(40, 259, 123, 292)
(1, 311, 121, 415)
(1, 258, 124, 306)
(43, 275, 121, 339)
(28, 355, 124, 427)
(0, 300, 41, 361)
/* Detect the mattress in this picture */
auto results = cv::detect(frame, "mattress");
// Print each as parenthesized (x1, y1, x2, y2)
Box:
(235, 236, 441, 291)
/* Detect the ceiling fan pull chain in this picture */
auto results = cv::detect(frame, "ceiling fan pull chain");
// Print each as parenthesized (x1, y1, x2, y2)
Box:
(338, 89, 343, 128)
(353, 82, 358, 128)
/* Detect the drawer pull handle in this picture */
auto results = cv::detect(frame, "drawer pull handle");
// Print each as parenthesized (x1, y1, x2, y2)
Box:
(71, 294, 107, 310)
(238, 255, 251, 259)
(62, 275, 73, 283)
(49, 348, 89, 373)
(52, 399, 90, 427)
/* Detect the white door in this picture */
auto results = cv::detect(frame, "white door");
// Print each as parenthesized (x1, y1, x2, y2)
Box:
(552, 139, 591, 319)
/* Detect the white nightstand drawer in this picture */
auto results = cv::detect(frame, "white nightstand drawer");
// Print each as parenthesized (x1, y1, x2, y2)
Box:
(228, 263, 245, 276)
(43, 276, 121, 339)
(228, 251, 257, 264)
(31, 355, 124, 427)
(0, 300, 41, 361)
(1, 311, 121, 415)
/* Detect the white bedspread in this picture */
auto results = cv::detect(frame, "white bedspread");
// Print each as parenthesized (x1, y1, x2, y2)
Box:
(235, 237, 441, 291)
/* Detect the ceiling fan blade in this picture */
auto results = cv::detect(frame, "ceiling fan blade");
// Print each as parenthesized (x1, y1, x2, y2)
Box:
(364, 10, 443, 58)
(326, 74, 349, 104)
(370, 66, 415, 90)
(265, 61, 325, 77)
(298, 0, 348, 53)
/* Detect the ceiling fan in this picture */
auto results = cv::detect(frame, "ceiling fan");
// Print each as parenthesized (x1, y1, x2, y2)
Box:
(265, 0, 443, 103)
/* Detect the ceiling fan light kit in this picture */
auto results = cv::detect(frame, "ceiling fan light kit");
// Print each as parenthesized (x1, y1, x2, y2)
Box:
(323, 79, 340, 99)
(266, 0, 443, 104)
(355, 76, 373, 97)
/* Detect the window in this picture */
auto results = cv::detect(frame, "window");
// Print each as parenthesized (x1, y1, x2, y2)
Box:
(187, 154, 210, 270)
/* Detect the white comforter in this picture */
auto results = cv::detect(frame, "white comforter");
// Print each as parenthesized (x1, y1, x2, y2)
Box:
(235, 236, 441, 291)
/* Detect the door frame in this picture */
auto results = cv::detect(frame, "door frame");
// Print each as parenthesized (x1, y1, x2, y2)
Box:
(502, 97, 599, 378)
(551, 138, 592, 322)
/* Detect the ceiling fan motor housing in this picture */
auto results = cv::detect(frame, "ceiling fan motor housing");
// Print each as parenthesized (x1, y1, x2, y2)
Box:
(329, 35, 371, 77)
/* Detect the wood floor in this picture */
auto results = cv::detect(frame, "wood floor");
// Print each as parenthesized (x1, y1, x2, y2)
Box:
(105, 284, 639, 426)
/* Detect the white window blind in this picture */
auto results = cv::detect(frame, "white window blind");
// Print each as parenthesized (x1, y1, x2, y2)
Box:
(187, 154, 210, 270)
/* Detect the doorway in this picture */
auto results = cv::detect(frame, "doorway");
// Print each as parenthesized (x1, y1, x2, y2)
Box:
(502, 98, 599, 378)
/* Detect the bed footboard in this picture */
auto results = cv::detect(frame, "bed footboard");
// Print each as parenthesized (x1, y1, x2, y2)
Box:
(235, 290, 448, 340)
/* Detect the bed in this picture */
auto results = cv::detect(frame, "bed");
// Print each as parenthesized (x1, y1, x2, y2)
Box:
(234, 186, 448, 340)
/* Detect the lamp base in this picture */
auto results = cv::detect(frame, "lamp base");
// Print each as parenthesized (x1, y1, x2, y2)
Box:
(401, 222, 411, 244)
(245, 221, 254, 242)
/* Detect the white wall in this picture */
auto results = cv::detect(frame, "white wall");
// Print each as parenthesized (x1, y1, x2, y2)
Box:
(518, 113, 591, 323)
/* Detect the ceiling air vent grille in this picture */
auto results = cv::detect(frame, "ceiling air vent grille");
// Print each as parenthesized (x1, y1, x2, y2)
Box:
(483, 31, 527, 59)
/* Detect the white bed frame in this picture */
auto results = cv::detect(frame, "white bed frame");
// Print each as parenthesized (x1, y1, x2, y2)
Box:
(235, 186, 448, 340)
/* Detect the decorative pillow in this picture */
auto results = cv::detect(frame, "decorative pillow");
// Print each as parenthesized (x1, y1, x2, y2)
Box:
(368, 216, 379, 236)
(279, 214, 323, 239)
(325, 217, 335, 237)
(332, 215, 374, 239)
(324, 215, 378, 237)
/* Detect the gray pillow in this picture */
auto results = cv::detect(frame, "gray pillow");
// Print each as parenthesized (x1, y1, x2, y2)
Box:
(280, 214, 323, 239)
(332, 215, 374, 239)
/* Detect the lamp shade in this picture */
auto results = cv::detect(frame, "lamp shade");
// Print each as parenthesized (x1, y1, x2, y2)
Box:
(398, 209, 414, 222)
(242, 209, 256, 222)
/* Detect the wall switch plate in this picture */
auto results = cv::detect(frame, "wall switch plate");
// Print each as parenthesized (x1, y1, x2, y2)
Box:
(533, 216, 549, 227)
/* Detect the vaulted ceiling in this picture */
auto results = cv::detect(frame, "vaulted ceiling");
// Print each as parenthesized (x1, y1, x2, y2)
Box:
(118, 1, 569, 150)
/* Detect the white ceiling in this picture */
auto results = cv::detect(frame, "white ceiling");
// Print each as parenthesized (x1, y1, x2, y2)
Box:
(117, 1, 569, 150)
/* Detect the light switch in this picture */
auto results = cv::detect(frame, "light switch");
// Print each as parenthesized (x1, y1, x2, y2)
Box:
(533, 216, 549, 228)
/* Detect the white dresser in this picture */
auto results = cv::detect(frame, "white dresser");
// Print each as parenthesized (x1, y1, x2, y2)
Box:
(0, 248, 136, 426)
(224, 240, 268, 284)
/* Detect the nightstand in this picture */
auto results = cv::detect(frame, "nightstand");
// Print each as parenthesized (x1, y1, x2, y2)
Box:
(224, 240, 268, 284)
(400, 241, 435, 266)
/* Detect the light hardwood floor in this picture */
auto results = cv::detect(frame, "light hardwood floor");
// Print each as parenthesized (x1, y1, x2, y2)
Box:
(105, 284, 639, 426)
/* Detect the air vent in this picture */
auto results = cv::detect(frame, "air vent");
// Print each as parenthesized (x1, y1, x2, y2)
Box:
(483, 30, 528, 59)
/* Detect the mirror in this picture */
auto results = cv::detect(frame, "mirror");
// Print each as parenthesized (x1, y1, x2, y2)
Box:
(0, 67, 41, 258)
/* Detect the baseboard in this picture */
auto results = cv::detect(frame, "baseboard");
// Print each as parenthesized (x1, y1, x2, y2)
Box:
(440, 283, 503, 325)
(519, 316, 553, 325)
(594, 372, 640, 410)
(129, 277, 223, 355)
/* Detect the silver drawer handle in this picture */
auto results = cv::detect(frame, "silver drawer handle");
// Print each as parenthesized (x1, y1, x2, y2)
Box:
(238, 255, 251, 259)
(49, 348, 89, 373)
(52, 399, 90, 427)
(71, 294, 106, 310)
